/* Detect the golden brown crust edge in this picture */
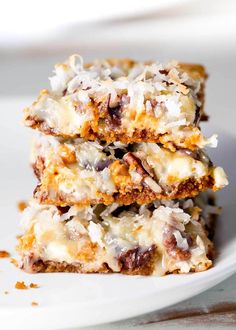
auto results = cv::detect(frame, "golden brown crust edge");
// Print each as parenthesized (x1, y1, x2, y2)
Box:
(21, 258, 213, 276)
(20, 245, 159, 275)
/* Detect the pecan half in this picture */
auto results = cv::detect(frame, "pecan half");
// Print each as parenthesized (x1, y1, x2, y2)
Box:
(133, 151, 155, 177)
(123, 152, 148, 178)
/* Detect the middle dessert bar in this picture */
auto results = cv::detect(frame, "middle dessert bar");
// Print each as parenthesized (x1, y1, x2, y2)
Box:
(31, 135, 228, 206)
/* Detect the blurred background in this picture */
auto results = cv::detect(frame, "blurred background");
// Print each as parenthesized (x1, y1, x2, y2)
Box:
(1, 0, 236, 128)
(0, 0, 236, 237)
(1, 0, 236, 98)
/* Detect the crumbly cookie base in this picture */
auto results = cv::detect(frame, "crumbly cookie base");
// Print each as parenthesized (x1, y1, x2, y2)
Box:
(20, 246, 213, 276)
(34, 176, 215, 206)
(25, 117, 204, 151)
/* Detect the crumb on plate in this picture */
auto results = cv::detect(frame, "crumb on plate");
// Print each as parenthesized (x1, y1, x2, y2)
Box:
(10, 258, 18, 267)
(17, 201, 28, 212)
(29, 282, 39, 289)
(31, 301, 39, 307)
(0, 250, 10, 258)
(15, 281, 28, 290)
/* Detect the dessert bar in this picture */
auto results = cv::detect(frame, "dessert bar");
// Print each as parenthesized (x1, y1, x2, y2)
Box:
(24, 56, 213, 150)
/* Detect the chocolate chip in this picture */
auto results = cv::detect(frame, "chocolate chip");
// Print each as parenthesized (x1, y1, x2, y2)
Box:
(163, 80, 174, 87)
(95, 159, 113, 171)
(106, 94, 130, 127)
(113, 147, 127, 159)
(200, 113, 209, 121)
(56, 206, 70, 214)
(159, 69, 169, 75)
(108, 105, 122, 126)
(194, 106, 201, 125)
(119, 245, 157, 270)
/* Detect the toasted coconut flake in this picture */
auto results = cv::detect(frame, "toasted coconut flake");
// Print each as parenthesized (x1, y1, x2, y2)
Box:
(144, 176, 162, 193)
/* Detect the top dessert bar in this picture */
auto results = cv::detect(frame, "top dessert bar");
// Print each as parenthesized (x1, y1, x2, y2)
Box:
(24, 55, 216, 150)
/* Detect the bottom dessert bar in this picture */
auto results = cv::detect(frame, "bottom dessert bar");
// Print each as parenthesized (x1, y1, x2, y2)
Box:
(17, 195, 219, 276)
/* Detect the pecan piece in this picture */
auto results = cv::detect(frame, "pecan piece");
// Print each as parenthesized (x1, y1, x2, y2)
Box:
(100, 94, 130, 127)
(123, 152, 162, 192)
(133, 151, 155, 177)
(123, 152, 148, 177)
(163, 227, 191, 261)
(32, 156, 45, 180)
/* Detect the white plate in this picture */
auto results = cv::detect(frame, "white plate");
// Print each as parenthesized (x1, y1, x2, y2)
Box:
(0, 98, 235, 330)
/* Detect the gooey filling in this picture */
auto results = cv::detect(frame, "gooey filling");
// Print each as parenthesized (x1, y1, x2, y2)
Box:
(24, 55, 215, 148)
(31, 135, 228, 202)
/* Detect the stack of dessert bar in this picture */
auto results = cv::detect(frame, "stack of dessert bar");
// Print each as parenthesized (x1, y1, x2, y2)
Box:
(18, 55, 228, 275)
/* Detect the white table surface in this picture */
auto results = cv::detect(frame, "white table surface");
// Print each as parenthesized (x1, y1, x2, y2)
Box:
(0, 1, 235, 328)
